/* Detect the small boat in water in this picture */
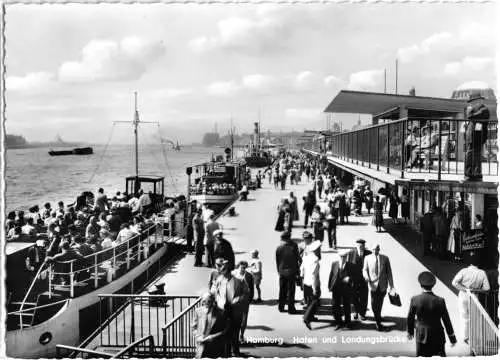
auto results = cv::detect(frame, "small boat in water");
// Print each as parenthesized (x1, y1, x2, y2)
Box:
(48, 147, 93, 156)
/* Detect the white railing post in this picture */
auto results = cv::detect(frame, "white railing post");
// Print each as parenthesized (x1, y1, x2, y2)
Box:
(48, 264, 53, 298)
(126, 238, 131, 270)
(69, 261, 75, 298)
(94, 254, 99, 289)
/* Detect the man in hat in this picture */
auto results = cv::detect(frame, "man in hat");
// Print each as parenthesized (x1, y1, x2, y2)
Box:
(275, 231, 300, 314)
(328, 252, 356, 329)
(213, 230, 235, 271)
(301, 240, 321, 329)
(363, 243, 394, 331)
(407, 271, 457, 356)
(193, 208, 205, 267)
(464, 90, 490, 181)
(352, 239, 371, 321)
(205, 214, 221, 268)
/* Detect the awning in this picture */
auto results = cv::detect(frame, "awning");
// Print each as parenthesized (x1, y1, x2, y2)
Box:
(324, 90, 467, 115)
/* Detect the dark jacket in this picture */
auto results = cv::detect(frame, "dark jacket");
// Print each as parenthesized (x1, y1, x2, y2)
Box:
(420, 212, 435, 235)
(328, 260, 356, 291)
(275, 240, 300, 278)
(352, 249, 372, 281)
(213, 239, 235, 270)
(407, 292, 456, 348)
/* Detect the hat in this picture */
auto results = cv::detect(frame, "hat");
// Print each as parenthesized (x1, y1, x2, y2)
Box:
(356, 239, 366, 244)
(213, 229, 223, 236)
(280, 231, 291, 240)
(418, 271, 436, 288)
(302, 231, 313, 239)
(468, 90, 485, 102)
(307, 240, 321, 252)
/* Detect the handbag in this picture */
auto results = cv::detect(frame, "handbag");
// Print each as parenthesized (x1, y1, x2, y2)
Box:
(388, 291, 402, 307)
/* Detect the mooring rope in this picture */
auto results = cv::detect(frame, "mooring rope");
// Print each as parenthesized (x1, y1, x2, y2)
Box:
(87, 123, 116, 184)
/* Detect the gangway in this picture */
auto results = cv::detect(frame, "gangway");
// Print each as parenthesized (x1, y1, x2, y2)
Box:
(56, 294, 201, 358)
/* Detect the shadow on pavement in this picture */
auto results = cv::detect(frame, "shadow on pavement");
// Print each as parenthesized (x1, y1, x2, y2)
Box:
(383, 221, 464, 295)
(246, 325, 274, 331)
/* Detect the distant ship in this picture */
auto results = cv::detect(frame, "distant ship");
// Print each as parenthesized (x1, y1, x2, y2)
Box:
(47, 134, 93, 156)
(244, 122, 273, 167)
(161, 137, 181, 151)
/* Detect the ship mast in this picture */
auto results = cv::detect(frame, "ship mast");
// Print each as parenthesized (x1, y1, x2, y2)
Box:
(114, 92, 158, 194)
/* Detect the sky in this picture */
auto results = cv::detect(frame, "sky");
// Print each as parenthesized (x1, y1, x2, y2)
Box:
(4, 2, 498, 144)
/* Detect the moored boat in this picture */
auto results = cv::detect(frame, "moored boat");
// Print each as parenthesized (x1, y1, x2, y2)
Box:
(48, 147, 93, 156)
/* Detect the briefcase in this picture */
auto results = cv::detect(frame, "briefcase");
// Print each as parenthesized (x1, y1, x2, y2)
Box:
(389, 292, 402, 307)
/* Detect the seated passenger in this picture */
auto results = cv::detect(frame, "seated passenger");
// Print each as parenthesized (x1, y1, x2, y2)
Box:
(42, 202, 52, 220)
(7, 226, 32, 242)
(72, 235, 94, 257)
(115, 223, 135, 244)
(239, 184, 249, 201)
(408, 125, 439, 168)
(22, 217, 38, 238)
(46, 240, 84, 263)
(100, 229, 114, 249)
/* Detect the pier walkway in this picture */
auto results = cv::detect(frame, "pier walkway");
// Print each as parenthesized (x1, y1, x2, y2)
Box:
(152, 177, 469, 357)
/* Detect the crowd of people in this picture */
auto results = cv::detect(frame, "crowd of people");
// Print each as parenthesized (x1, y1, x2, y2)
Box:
(7, 187, 186, 281)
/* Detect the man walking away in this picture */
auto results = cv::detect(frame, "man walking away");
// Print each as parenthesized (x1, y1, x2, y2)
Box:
(363, 243, 394, 331)
(407, 271, 457, 357)
(193, 209, 205, 267)
(420, 208, 435, 257)
(275, 231, 300, 314)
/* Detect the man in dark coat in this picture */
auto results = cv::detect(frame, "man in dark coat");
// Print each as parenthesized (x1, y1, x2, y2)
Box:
(193, 209, 205, 267)
(420, 208, 435, 256)
(213, 230, 235, 271)
(352, 239, 371, 320)
(464, 91, 489, 181)
(328, 253, 356, 329)
(407, 271, 457, 357)
(275, 231, 300, 314)
(192, 292, 228, 358)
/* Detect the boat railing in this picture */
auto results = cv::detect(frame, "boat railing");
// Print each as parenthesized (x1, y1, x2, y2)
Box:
(48, 220, 187, 298)
(305, 116, 498, 180)
(9, 218, 188, 330)
(468, 289, 500, 355)
(162, 297, 202, 358)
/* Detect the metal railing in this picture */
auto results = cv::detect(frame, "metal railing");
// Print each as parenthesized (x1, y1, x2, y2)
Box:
(55, 344, 113, 359)
(113, 335, 155, 358)
(162, 297, 202, 358)
(307, 117, 498, 179)
(468, 289, 500, 355)
(97, 294, 200, 352)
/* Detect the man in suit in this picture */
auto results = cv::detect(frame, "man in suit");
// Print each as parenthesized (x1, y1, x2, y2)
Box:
(210, 258, 248, 356)
(352, 239, 371, 321)
(407, 271, 457, 356)
(275, 231, 300, 314)
(328, 253, 356, 329)
(363, 243, 394, 331)
(213, 230, 235, 271)
(192, 292, 228, 358)
(420, 207, 435, 257)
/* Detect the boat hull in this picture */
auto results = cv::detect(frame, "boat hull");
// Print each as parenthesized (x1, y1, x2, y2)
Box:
(48, 147, 93, 156)
(6, 243, 171, 358)
(244, 156, 272, 168)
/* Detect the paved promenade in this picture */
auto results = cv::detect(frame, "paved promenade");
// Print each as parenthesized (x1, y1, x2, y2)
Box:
(154, 176, 469, 357)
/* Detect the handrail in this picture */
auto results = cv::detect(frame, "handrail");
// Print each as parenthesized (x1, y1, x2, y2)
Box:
(467, 289, 500, 333)
(55, 344, 113, 358)
(8, 298, 69, 315)
(112, 335, 155, 358)
(162, 297, 201, 331)
(98, 294, 198, 299)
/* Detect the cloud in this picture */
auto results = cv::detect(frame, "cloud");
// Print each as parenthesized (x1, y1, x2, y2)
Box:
(397, 32, 452, 63)
(444, 56, 493, 76)
(456, 81, 490, 91)
(324, 75, 345, 88)
(206, 80, 240, 97)
(242, 74, 277, 92)
(347, 69, 384, 90)
(6, 71, 54, 92)
(189, 10, 293, 56)
(293, 71, 317, 91)
(58, 37, 166, 82)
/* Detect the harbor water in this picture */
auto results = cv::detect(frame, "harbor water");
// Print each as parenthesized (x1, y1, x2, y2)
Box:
(5, 145, 225, 211)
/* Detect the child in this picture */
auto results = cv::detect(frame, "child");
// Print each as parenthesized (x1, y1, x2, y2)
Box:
(249, 249, 263, 302)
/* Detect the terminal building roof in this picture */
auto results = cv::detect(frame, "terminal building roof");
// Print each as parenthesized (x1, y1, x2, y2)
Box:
(324, 90, 469, 116)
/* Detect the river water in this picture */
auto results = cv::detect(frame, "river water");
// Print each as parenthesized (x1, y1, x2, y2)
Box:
(4, 145, 227, 212)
